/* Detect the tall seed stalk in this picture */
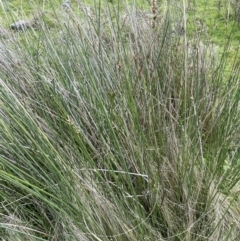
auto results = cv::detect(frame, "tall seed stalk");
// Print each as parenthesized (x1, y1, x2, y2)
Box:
(151, 0, 157, 28)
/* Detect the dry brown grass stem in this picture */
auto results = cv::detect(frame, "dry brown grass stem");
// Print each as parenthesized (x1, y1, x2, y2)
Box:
(151, 0, 157, 28)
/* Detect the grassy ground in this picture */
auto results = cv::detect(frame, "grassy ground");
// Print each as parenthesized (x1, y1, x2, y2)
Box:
(1, 0, 239, 44)
(1, 0, 240, 241)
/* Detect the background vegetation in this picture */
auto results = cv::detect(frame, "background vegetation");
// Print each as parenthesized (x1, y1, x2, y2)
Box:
(1, 0, 240, 240)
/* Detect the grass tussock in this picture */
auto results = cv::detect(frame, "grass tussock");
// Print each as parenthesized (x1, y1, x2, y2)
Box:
(1, 1, 240, 240)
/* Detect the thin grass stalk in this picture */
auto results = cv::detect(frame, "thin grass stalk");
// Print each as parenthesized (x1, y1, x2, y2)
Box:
(151, 0, 157, 28)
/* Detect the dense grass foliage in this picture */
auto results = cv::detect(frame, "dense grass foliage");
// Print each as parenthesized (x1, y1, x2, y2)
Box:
(1, 1, 240, 240)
